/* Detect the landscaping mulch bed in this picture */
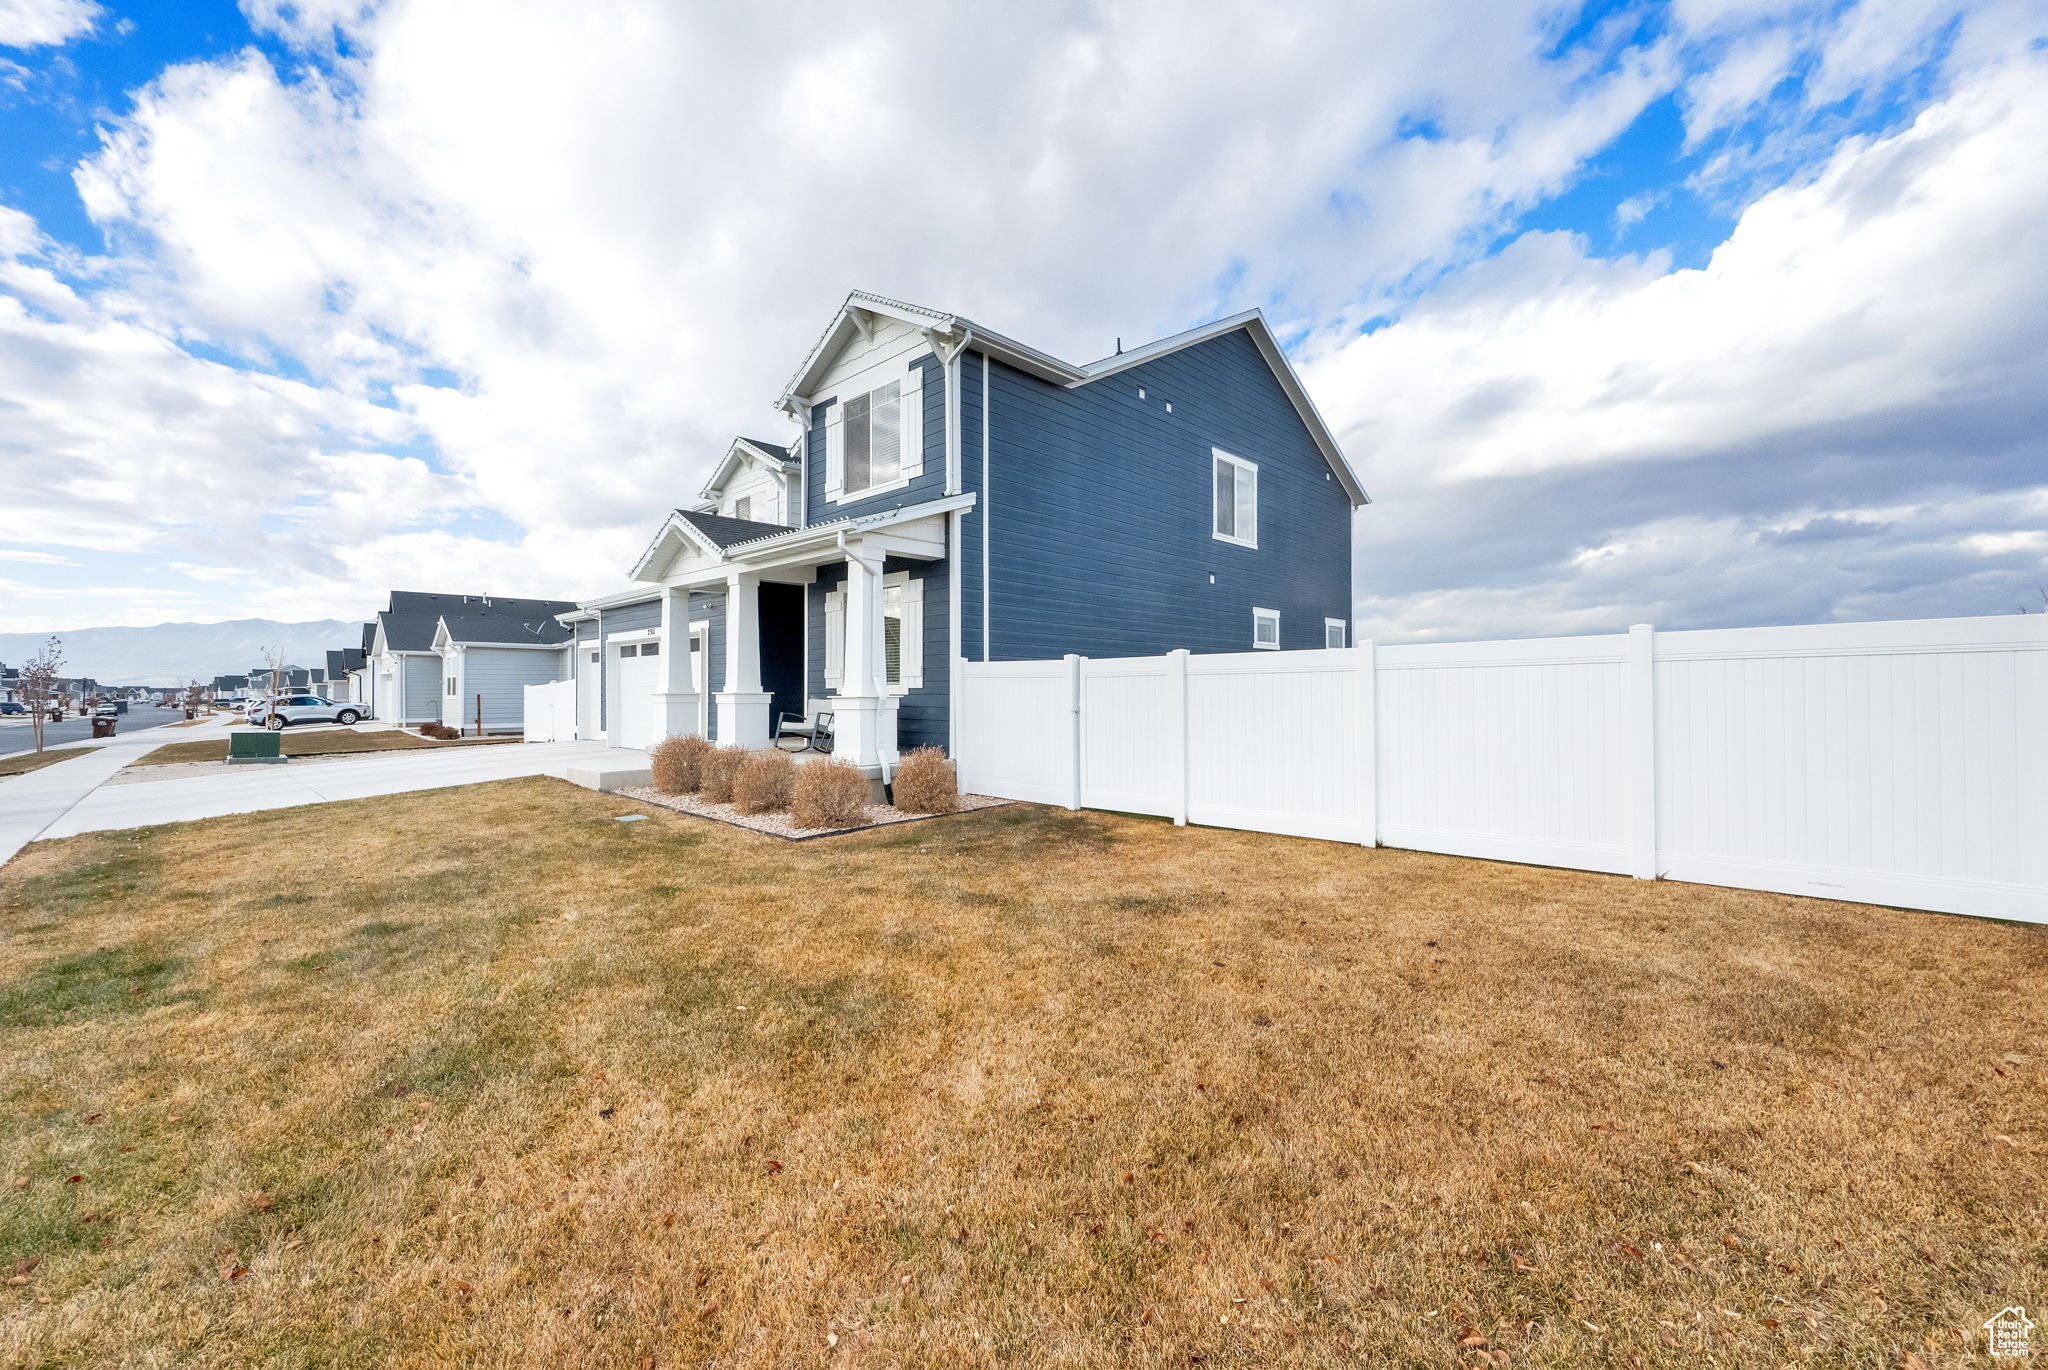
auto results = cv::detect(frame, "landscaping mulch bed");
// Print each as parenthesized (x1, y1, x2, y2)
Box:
(614, 783, 1009, 839)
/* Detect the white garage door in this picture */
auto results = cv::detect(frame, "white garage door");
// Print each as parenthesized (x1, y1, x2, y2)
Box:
(616, 647, 658, 750)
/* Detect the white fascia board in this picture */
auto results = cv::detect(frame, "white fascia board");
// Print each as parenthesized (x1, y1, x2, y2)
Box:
(697, 438, 797, 503)
(580, 585, 666, 611)
(449, 640, 574, 652)
(627, 511, 724, 582)
(723, 492, 979, 564)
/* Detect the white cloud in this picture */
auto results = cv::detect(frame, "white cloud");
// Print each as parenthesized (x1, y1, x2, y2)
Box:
(1, 0, 2043, 645)
(0, 0, 97, 49)
(0, 548, 76, 564)
(1312, 54, 2048, 638)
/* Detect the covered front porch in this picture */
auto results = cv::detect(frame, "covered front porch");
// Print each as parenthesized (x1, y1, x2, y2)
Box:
(602, 495, 969, 773)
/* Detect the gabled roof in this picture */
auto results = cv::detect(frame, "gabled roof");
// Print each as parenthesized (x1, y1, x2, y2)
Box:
(698, 435, 800, 503)
(674, 508, 793, 549)
(435, 608, 577, 648)
(777, 291, 1368, 505)
(742, 436, 797, 463)
(374, 591, 580, 652)
(326, 648, 365, 678)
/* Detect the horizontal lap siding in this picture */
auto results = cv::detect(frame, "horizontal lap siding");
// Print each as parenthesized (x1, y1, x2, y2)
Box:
(401, 656, 440, 721)
(985, 331, 1352, 662)
(960, 352, 987, 661)
(804, 353, 948, 524)
(461, 648, 569, 731)
(806, 559, 950, 754)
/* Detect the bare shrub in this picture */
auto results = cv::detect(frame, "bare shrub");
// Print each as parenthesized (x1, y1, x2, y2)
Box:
(651, 734, 712, 795)
(418, 722, 459, 740)
(733, 748, 796, 815)
(891, 746, 958, 814)
(790, 757, 872, 831)
(699, 746, 748, 805)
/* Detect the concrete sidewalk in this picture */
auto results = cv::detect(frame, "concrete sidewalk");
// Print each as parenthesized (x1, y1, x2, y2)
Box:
(35, 739, 622, 846)
(0, 715, 238, 864)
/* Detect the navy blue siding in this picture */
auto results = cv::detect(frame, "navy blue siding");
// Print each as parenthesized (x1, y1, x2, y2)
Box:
(959, 350, 988, 661)
(803, 353, 947, 524)
(984, 330, 1352, 659)
(805, 558, 951, 755)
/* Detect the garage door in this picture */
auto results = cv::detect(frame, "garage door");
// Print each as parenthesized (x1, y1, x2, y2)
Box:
(616, 646, 658, 750)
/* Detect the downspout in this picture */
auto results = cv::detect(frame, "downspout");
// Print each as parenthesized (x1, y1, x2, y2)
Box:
(935, 326, 973, 756)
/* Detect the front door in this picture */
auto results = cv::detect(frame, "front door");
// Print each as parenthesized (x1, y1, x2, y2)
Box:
(616, 644, 657, 749)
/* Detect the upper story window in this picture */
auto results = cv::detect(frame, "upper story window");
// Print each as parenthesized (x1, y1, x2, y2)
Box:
(733, 495, 752, 521)
(844, 381, 902, 495)
(1213, 449, 1257, 548)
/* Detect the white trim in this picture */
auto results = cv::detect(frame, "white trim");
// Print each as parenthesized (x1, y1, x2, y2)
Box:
(1252, 606, 1281, 650)
(824, 358, 924, 505)
(1324, 617, 1347, 649)
(605, 627, 660, 644)
(1212, 448, 1258, 549)
(882, 570, 923, 692)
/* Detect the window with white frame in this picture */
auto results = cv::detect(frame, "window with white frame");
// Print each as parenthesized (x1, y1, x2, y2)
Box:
(445, 676, 457, 695)
(843, 381, 901, 495)
(1253, 607, 1281, 649)
(823, 571, 922, 693)
(733, 495, 752, 520)
(1212, 449, 1257, 548)
(1324, 617, 1346, 649)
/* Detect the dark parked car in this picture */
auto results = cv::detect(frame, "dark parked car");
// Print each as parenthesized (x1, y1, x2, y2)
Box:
(0, 701, 23, 715)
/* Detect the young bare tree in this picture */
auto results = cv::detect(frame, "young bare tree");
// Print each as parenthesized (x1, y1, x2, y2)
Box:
(182, 679, 207, 718)
(19, 637, 64, 755)
(260, 645, 291, 717)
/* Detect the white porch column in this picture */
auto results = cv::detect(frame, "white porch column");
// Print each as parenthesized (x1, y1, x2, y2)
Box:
(655, 586, 701, 740)
(834, 539, 884, 769)
(715, 570, 772, 747)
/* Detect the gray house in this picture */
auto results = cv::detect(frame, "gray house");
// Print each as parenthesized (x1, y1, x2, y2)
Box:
(360, 591, 579, 729)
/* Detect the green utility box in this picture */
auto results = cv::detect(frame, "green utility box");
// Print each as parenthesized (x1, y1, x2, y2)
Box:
(228, 731, 285, 764)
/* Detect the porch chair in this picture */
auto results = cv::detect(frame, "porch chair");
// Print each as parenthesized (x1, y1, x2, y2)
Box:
(775, 699, 835, 754)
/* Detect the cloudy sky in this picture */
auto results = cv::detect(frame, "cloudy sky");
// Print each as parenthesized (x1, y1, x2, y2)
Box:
(1, 0, 2043, 641)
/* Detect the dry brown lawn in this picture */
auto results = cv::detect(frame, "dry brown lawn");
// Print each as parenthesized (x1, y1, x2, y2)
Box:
(129, 729, 482, 767)
(0, 778, 2041, 1369)
(0, 747, 94, 779)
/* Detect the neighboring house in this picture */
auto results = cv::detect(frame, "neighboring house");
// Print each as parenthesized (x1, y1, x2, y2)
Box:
(357, 591, 579, 728)
(326, 648, 366, 703)
(210, 674, 248, 702)
(563, 290, 1367, 771)
(0, 667, 18, 705)
(431, 605, 579, 733)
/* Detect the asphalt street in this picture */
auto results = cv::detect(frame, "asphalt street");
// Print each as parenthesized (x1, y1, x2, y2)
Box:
(0, 704, 195, 758)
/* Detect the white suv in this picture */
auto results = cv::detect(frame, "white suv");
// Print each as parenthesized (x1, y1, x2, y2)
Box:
(255, 695, 364, 730)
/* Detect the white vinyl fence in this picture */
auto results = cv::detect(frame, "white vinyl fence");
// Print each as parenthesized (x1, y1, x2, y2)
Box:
(956, 616, 2047, 923)
(522, 678, 577, 743)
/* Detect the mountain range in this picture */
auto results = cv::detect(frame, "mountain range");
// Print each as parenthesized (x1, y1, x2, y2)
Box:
(0, 619, 359, 688)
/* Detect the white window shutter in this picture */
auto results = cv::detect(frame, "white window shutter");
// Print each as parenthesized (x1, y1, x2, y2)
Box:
(900, 579, 923, 689)
(824, 589, 844, 688)
(824, 410, 843, 501)
(899, 363, 924, 480)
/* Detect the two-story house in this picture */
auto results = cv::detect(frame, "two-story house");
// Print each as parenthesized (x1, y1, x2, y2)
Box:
(563, 291, 1367, 772)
